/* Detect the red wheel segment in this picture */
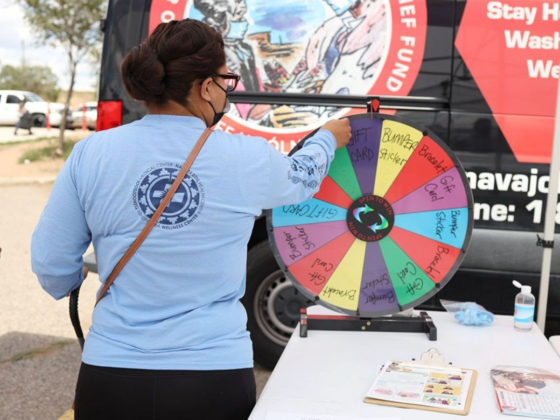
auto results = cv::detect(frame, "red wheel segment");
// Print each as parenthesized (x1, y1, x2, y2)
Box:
(384, 135, 456, 204)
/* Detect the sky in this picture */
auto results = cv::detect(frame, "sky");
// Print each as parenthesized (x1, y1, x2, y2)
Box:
(0, 0, 98, 92)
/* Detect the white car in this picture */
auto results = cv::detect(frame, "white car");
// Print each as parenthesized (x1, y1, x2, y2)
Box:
(0, 90, 73, 128)
(71, 101, 97, 130)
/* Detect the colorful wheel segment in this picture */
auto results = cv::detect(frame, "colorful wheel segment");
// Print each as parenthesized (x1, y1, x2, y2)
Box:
(267, 114, 474, 317)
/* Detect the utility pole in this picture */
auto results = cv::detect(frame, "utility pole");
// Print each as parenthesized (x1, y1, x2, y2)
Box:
(21, 40, 26, 67)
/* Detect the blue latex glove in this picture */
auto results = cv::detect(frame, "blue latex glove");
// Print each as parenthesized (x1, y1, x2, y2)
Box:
(454, 302, 494, 326)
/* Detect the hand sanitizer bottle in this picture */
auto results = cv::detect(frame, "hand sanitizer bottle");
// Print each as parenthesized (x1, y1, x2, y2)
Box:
(513, 280, 535, 331)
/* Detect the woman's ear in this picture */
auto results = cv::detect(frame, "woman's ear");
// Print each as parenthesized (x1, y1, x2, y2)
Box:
(199, 77, 213, 102)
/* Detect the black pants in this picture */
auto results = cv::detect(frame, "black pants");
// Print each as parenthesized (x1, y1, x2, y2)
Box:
(74, 363, 256, 420)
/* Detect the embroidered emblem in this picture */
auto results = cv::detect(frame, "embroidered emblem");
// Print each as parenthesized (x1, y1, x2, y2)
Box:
(133, 163, 204, 229)
(288, 154, 322, 189)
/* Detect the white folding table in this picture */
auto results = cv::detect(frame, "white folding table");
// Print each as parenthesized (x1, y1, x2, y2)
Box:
(249, 307, 560, 419)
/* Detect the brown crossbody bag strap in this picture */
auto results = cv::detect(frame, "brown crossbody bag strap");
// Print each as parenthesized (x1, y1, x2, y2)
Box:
(94, 127, 213, 306)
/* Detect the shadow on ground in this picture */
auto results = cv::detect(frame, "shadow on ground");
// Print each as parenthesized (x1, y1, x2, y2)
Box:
(0, 331, 81, 420)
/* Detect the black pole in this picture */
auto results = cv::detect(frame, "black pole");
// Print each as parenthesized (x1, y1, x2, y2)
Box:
(69, 286, 85, 350)
(228, 91, 449, 111)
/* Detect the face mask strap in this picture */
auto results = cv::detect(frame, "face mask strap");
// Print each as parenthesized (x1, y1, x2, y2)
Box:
(207, 93, 228, 127)
(206, 77, 230, 127)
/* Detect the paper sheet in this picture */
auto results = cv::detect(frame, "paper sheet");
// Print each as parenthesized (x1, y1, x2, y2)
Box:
(265, 412, 399, 420)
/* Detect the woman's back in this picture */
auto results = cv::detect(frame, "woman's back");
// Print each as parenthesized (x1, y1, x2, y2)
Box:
(33, 112, 337, 370)
(31, 18, 350, 419)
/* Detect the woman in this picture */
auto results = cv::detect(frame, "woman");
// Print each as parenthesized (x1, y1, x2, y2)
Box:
(14, 98, 33, 135)
(31, 19, 350, 420)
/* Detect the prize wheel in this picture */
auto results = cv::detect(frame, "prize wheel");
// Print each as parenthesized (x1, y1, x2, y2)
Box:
(267, 113, 474, 317)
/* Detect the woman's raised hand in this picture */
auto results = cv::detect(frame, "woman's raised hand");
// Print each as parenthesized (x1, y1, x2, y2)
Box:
(321, 118, 352, 149)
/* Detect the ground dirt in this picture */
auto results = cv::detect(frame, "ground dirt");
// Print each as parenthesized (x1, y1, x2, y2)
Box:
(0, 140, 64, 178)
(0, 130, 88, 181)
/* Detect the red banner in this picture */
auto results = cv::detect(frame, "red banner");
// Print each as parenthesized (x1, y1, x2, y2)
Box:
(455, 1, 559, 163)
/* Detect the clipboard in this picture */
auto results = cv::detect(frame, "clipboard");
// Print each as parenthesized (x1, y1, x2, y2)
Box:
(363, 349, 477, 415)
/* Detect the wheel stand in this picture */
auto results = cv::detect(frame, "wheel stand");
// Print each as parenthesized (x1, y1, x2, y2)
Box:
(299, 308, 437, 341)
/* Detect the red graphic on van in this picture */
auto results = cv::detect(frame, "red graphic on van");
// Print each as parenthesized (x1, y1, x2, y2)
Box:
(149, 0, 427, 153)
(455, 0, 559, 164)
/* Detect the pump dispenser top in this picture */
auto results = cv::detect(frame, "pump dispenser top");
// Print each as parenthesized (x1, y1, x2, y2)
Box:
(513, 280, 531, 295)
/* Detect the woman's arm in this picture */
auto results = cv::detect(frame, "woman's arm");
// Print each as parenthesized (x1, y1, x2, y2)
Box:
(243, 118, 351, 210)
(31, 142, 92, 299)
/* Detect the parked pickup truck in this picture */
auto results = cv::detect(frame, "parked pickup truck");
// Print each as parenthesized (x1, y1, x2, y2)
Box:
(0, 90, 73, 128)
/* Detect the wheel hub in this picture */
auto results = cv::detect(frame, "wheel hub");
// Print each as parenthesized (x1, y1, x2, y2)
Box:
(254, 270, 311, 346)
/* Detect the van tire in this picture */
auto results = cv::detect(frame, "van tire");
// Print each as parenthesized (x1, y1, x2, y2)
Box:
(242, 241, 313, 370)
(31, 113, 46, 127)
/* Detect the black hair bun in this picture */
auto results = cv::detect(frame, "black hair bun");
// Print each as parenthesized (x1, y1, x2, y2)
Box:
(121, 44, 166, 101)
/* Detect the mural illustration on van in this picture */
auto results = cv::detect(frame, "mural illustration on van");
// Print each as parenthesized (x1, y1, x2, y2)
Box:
(149, 0, 427, 151)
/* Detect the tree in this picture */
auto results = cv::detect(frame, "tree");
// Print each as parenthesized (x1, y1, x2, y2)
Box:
(0, 64, 60, 101)
(18, 0, 106, 153)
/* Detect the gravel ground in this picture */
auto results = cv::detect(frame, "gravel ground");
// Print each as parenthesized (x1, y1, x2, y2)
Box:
(0, 182, 271, 420)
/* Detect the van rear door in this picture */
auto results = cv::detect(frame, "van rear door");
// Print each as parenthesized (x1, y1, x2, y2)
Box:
(98, 0, 151, 128)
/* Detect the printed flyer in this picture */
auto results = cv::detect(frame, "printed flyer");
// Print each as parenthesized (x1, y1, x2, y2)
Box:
(364, 360, 476, 415)
(491, 366, 560, 419)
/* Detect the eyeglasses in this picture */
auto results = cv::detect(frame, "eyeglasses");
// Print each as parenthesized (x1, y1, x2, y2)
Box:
(211, 72, 240, 93)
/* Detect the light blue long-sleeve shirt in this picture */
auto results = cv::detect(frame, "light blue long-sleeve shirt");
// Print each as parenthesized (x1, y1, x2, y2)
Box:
(31, 114, 336, 370)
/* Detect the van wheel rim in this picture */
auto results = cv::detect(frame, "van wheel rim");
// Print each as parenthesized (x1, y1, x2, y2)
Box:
(253, 270, 310, 346)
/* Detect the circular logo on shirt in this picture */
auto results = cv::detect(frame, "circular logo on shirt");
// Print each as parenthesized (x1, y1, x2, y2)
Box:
(133, 163, 204, 229)
(347, 195, 394, 242)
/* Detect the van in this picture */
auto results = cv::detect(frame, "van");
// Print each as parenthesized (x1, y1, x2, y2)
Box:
(93, 0, 560, 369)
